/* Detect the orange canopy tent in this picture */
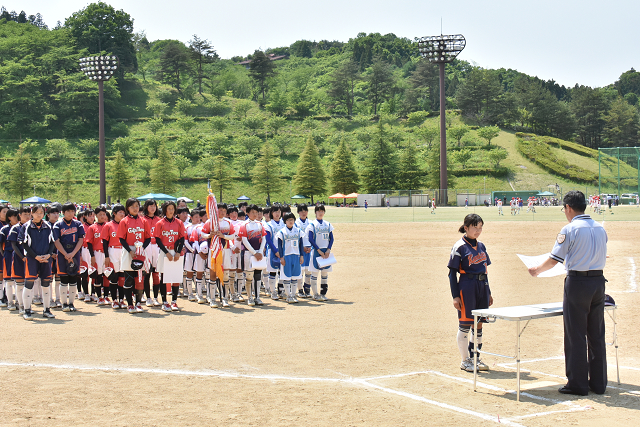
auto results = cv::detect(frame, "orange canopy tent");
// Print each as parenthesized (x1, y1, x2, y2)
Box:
(328, 193, 346, 199)
(344, 192, 359, 198)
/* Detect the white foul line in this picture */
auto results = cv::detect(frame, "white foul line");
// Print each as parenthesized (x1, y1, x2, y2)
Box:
(0, 360, 596, 427)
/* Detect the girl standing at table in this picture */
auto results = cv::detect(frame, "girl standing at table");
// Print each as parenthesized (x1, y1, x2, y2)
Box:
(447, 213, 493, 373)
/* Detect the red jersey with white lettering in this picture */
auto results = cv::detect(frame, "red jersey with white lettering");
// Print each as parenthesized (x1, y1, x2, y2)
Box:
(143, 215, 161, 244)
(89, 222, 106, 252)
(202, 218, 236, 249)
(154, 217, 187, 250)
(101, 220, 121, 248)
(117, 215, 151, 246)
(82, 223, 92, 248)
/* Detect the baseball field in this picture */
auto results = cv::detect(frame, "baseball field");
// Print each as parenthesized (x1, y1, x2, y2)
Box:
(1, 205, 638, 426)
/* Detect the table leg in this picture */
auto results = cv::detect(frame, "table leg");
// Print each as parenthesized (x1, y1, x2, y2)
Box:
(516, 319, 521, 402)
(473, 314, 478, 392)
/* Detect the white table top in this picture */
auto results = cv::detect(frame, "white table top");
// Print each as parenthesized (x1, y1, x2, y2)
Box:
(472, 302, 616, 321)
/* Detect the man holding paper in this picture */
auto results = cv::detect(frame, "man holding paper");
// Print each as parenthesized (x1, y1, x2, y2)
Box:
(528, 191, 608, 396)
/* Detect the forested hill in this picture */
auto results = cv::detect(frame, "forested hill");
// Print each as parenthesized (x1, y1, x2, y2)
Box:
(0, 3, 638, 205)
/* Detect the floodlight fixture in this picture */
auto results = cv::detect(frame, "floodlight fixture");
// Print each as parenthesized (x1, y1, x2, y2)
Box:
(78, 54, 120, 204)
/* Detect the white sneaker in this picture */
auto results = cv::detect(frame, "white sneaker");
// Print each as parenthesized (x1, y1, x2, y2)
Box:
(255, 297, 263, 305)
(222, 298, 229, 308)
(287, 297, 295, 304)
(248, 297, 255, 306)
(188, 295, 196, 302)
(135, 303, 144, 313)
(161, 302, 172, 312)
(476, 358, 490, 371)
(33, 298, 43, 306)
(293, 296, 299, 303)
(78, 292, 85, 299)
(236, 294, 244, 302)
(153, 298, 161, 307)
(271, 292, 279, 300)
(7, 303, 16, 311)
(84, 295, 92, 303)
(146, 298, 153, 307)
(0, 301, 7, 308)
(197, 297, 207, 304)
(171, 302, 179, 311)
(312, 295, 322, 301)
(461, 357, 475, 372)
(321, 295, 328, 301)
(210, 300, 219, 308)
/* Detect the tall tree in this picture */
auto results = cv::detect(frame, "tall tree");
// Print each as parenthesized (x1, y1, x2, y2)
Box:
(366, 58, 395, 115)
(327, 60, 361, 116)
(570, 86, 610, 148)
(396, 144, 423, 189)
(158, 41, 191, 91)
(108, 150, 132, 202)
(293, 136, 326, 204)
(603, 97, 639, 147)
(330, 140, 359, 194)
(477, 126, 500, 146)
(362, 122, 397, 192)
(455, 68, 503, 124)
(200, 155, 233, 202)
(65, 2, 137, 76)
(249, 50, 277, 100)
(60, 168, 74, 201)
(150, 144, 178, 194)
(7, 146, 33, 200)
(189, 35, 217, 94)
(251, 142, 284, 204)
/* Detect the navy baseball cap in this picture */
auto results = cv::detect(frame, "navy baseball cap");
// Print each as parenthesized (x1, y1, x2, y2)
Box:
(604, 294, 616, 306)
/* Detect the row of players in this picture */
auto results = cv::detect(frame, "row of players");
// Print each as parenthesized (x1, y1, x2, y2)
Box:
(0, 200, 335, 320)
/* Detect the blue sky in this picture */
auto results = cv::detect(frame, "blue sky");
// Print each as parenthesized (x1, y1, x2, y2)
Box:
(15, 0, 640, 88)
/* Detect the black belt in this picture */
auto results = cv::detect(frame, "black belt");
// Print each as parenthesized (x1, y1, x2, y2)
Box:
(465, 273, 487, 280)
(567, 270, 603, 277)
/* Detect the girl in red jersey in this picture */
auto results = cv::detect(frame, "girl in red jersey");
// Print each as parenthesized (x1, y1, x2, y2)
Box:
(102, 204, 126, 309)
(117, 198, 151, 314)
(154, 201, 187, 312)
(142, 200, 161, 306)
(79, 208, 95, 302)
(88, 206, 110, 305)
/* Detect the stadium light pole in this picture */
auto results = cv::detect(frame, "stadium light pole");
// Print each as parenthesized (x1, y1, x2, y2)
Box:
(79, 55, 119, 205)
(417, 34, 465, 205)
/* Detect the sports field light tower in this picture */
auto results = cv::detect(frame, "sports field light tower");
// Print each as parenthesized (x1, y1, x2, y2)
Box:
(79, 55, 119, 205)
(417, 35, 465, 204)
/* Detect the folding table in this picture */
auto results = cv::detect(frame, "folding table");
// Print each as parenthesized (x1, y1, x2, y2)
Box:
(471, 302, 619, 401)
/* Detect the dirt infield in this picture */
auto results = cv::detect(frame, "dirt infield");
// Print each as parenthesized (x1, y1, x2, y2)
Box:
(1, 217, 638, 426)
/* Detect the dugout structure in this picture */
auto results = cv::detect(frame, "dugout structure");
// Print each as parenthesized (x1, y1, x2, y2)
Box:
(598, 147, 640, 199)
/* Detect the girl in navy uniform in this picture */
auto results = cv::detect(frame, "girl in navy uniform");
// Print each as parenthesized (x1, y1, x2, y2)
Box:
(53, 203, 85, 312)
(0, 209, 19, 310)
(448, 213, 493, 372)
(18, 205, 56, 320)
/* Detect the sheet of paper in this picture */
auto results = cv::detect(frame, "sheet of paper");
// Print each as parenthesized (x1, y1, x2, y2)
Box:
(162, 255, 185, 283)
(316, 253, 337, 269)
(250, 256, 267, 270)
(517, 253, 566, 277)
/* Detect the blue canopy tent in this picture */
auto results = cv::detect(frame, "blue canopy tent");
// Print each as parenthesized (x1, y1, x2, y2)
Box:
(137, 193, 177, 202)
(20, 196, 51, 205)
(0, 199, 9, 204)
(237, 195, 251, 201)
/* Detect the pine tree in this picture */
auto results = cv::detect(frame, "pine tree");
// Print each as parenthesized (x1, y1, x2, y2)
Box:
(60, 168, 74, 202)
(7, 146, 33, 200)
(424, 145, 455, 190)
(150, 144, 178, 194)
(397, 144, 423, 190)
(206, 155, 233, 202)
(249, 50, 276, 100)
(108, 150, 133, 202)
(251, 142, 284, 205)
(361, 122, 397, 193)
(293, 136, 326, 204)
(330, 140, 359, 194)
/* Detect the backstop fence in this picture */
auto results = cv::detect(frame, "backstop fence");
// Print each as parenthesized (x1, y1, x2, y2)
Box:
(598, 147, 640, 201)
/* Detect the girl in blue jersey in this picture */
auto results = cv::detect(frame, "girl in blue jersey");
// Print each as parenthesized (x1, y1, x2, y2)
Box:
(447, 213, 493, 372)
(307, 204, 334, 301)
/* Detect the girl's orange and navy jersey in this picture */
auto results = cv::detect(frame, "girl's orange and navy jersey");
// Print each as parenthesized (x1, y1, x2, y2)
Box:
(143, 215, 161, 244)
(117, 215, 150, 246)
(153, 217, 187, 250)
(237, 221, 266, 251)
(101, 220, 121, 248)
(0, 224, 13, 254)
(89, 222, 106, 251)
(52, 219, 85, 246)
(447, 236, 491, 275)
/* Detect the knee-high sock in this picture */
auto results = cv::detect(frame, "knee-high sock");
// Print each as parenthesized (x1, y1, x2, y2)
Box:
(320, 272, 328, 295)
(268, 273, 277, 295)
(236, 273, 244, 296)
(261, 270, 269, 291)
(244, 271, 254, 298)
(5, 280, 14, 305)
(76, 275, 82, 293)
(135, 289, 144, 305)
(296, 276, 303, 291)
(42, 285, 51, 310)
(195, 279, 203, 298)
(159, 280, 167, 303)
(310, 275, 318, 296)
(283, 280, 291, 298)
(254, 274, 261, 297)
(33, 279, 41, 299)
(0, 279, 5, 300)
(172, 285, 179, 302)
(457, 327, 470, 361)
(68, 280, 77, 305)
(143, 273, 151, 299)
(16, 284, 25, 307)
(124, 287, 134, 306)
(23, 286, 33, 311)
(469, 328, 483, 358)
(55, 281, 61, 301)
(228, 272, 236, 296)
(61, 285, 69, 305)
(304, 272, 311, 292)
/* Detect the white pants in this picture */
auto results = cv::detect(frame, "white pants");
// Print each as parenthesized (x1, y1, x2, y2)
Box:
(108, 247, 123, 272)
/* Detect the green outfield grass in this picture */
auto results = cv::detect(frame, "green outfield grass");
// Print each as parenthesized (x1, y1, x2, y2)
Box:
(325, 204, 640, 223)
